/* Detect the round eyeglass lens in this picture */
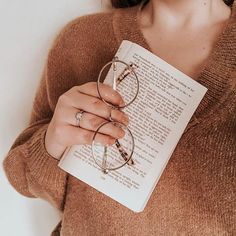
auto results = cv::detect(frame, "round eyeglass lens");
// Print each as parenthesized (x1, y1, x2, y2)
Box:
(91, 121, 135, 173)
(97, 58, 139, 109)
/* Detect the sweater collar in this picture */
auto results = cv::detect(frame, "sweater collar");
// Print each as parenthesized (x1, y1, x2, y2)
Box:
(113, 2, 236, 118)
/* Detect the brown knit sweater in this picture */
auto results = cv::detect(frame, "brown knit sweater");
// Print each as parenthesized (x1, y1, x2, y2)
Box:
(3, 3, 236, 236)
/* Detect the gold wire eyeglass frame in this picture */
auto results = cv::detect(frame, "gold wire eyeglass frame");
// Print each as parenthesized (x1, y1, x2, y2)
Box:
(91, 56, 139, 174)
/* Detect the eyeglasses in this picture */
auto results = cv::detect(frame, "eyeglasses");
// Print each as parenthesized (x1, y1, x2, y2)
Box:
(91, 56, 139, 174)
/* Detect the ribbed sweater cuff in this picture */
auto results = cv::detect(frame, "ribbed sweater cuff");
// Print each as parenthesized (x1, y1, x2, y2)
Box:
(26, 124, 67, 186)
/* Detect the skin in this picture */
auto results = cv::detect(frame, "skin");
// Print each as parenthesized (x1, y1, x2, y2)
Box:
(139, 0, 232, 79)
(45, 0, 232, 159)
(45, 83, 129, 159)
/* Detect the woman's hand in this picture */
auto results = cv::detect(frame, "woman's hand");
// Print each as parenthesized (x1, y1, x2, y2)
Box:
(45, 82, 129, 160)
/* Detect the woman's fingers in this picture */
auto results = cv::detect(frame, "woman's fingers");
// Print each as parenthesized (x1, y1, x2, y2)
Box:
(111, 109, 129, 124)
(59, 125, 116, 147)
(77, 112, 126, 139)
(77, 82, 125, 106)
(55, 106, 127, 139)
(45, 81, 130, 159)
(58, 91, 129, 123)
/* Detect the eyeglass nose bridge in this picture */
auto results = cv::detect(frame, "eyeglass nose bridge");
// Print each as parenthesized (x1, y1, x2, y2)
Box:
(92, 56, 139, 173)
(117, 63, 139, 84)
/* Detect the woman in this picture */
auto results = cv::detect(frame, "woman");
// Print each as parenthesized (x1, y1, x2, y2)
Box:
(3, 0, 235, 235)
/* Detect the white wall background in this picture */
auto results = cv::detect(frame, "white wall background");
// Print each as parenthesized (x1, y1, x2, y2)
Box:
(0, 1, 110, 235)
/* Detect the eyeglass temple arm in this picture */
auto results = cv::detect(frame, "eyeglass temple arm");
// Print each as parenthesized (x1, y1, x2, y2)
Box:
(111, 58, 137, 166)
(115, 140, 134, 166)
(116, 63, 138, 85)
(101, 146, 109, 173)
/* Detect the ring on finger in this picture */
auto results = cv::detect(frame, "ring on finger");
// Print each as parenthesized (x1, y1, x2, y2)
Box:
(75, 110, 84, 127)
(108, 106, 117, 122)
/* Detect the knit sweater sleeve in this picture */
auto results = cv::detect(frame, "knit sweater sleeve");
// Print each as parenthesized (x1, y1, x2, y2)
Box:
(3, 9, 116, 210)
(2, 19, 80, 211)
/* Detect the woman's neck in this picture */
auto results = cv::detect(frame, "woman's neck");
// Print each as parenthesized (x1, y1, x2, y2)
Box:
(141, 0, 231, 28)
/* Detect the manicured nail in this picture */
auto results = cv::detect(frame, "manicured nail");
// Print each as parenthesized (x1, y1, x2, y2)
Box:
(109, 138, 116, 145)
(118, 129, 125, 139)
(123, 114, 129, 124)
(120, 100, 125, 106)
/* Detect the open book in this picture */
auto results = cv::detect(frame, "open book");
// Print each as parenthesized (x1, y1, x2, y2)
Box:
(58, 40, 207, 212)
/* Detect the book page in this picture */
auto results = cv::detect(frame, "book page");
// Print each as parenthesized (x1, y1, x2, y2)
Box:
(58, 40, 207, 212)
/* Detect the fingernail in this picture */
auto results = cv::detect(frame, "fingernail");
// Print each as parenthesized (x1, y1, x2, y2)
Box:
(109, 138, 116, 146)
(118, 129, 125, 139)
(123, 114, 129, 124)
(119, 100, 125, 106)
